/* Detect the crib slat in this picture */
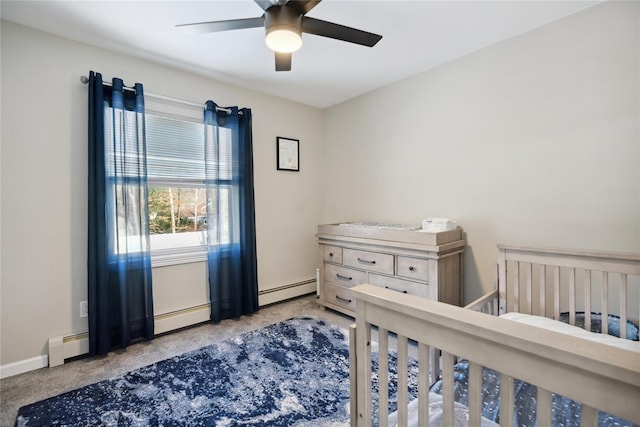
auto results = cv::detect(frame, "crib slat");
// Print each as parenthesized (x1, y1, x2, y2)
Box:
(349, 324, 358, 427)
(525, 262, 532, 315)
(430, 347, 440, 388)
(418, 342, 429, 426)
(539, 264, 546, 317)
(602, 272, 609, 335)
(468, 361, 482, 427)
(553, 266, 560, 319)
(513, 261, 520, 313)
(536, 387, 552, 425)
(620, 274, 627, 339)
(580, 405, 597, 426)
(499, 374, 514, 426)
(442, 352, 455, 427)
(498, 251, 507, 314)
(378, 328, 389, 426)
(569, 268, 576, 326)
(397, 334, 409, 427)
(355, 316, 372, 426)
(584, 270, 592, 332)
(493, 262, 500, 315)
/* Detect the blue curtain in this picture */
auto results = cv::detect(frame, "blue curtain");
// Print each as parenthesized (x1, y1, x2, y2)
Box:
(204, 101, 258, 322)
(87, 71, 154, 355)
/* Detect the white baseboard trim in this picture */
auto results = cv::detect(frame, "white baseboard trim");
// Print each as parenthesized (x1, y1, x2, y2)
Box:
(0, 355, 48, 379)
(4, 278, 317, 377)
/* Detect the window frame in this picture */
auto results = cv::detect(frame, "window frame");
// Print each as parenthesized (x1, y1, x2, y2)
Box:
(144, 98, 210, 267)
(104, 95, 238, 267)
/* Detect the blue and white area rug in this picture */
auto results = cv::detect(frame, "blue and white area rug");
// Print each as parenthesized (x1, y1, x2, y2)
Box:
(16, 316, 418, 426)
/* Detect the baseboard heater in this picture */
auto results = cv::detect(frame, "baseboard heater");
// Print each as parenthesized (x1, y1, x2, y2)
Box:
(257, 278, 316, 306)
(48, 278, 316, 368)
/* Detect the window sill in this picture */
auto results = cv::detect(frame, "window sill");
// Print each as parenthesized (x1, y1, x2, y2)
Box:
(151, 247, 207, 268)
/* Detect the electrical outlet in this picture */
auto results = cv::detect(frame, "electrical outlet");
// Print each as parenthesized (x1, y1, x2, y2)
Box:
(80, 301, 88, 318)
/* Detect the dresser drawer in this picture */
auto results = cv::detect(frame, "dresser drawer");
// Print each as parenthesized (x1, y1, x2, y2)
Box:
(368, 274, 435, 299)
(324, 264, 368, 287)
(322, 245, 343, 264)
(397, 256, 430, 282)
(323, 283, 356, 311)
(343, 248, 394, 274)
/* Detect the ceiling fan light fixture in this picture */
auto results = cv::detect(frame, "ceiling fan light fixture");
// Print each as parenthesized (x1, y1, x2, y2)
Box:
(265, 26, 302, 53)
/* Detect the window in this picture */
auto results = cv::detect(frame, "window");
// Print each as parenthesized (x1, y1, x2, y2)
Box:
(105, 96, 236, 265)
(144, 97, 231, 265)
(146, 113, 206, 254)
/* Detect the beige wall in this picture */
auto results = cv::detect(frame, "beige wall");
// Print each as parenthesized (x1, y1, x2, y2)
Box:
(0, 21, 324, 367)
(322, 1, 640, 302)
(1, 0, 639, 371)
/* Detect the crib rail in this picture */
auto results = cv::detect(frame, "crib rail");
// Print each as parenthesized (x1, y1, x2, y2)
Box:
(498, 245, 640, 336)
(464, 289, 499, 314)
(350, 284, 640, 426)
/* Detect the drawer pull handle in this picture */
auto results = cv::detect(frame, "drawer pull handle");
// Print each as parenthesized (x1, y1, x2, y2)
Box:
(385, 286, 408, 294)
(409, 266, 415, 271)
(357, 257, 376, 265)
(336, 274, 353, 281)
(329, 253, 334, 257)
(336, 295, 352, 304)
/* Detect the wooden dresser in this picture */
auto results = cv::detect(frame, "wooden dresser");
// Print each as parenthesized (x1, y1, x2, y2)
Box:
(317, 223, 465, 316)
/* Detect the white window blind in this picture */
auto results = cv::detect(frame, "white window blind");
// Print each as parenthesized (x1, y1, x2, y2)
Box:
(145, 97, 205, 184)
(144, 97, 233, 184)
(146, 115, 205, 183)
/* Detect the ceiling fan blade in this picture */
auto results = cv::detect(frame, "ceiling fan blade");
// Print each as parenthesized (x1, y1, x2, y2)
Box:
(275, 52, 292, 71)
(176, 17, 264, 35)
(287, 0, 322, 15)
(302, 16, 382, 47)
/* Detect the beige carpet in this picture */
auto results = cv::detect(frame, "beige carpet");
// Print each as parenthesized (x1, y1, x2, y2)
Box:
(0, 294, 352, 427)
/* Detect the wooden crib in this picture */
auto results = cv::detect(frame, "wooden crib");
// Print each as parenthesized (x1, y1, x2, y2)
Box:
(349, 244, 640, 426)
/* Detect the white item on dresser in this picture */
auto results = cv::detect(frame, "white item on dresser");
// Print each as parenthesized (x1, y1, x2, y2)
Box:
(421, 217, 457, 232)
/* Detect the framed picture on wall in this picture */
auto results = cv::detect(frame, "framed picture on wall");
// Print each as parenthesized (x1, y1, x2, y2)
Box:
(277, 137, 299, 171)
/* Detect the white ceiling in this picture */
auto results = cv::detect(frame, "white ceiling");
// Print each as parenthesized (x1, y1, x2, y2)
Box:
(1, 0, 600, 108)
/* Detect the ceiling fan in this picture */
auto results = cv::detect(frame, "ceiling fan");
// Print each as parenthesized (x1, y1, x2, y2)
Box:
(176, 0, 383, 72)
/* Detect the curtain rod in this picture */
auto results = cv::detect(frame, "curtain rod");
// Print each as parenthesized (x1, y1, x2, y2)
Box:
(80, 75, 235, 114)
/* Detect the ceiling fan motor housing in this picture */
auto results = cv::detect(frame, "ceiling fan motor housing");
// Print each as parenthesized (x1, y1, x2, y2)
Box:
(265, 5, 303, 49)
